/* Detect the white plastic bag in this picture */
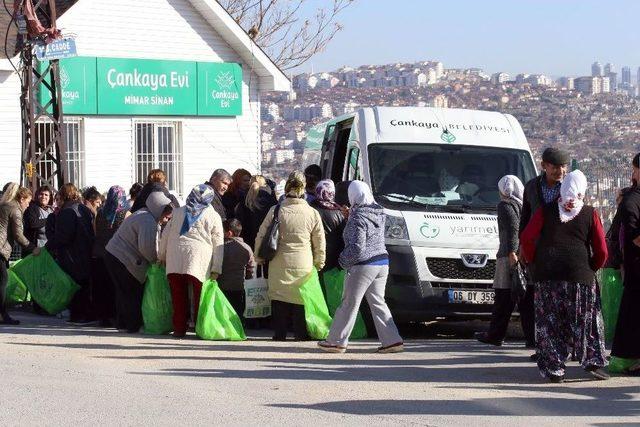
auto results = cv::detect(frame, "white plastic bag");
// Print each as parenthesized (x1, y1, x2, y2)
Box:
(243, 265, 271, 318)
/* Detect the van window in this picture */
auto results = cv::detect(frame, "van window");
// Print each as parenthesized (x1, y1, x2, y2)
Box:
(368, 143, 536, 212)
(347, 147, 360, 180)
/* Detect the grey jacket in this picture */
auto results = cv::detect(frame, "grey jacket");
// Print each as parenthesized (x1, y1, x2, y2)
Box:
(0, 200, 32, 261)
(339, 203, 387, 270)
(106, 192, 169, 283)
(497, 199, 521, 258)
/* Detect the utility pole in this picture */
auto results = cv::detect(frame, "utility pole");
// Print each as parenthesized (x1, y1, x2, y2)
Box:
(17, 0, 66, 191)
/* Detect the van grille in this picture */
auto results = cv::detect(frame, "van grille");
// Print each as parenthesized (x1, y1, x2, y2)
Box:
(426, 258, 496, 281)
(430, 282, 493, 290)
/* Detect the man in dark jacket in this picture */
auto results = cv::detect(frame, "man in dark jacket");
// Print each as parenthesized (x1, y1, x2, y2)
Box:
(205, 169, 232, 222)
(519, 147, 570, 353)
(519, 147, 570, 233)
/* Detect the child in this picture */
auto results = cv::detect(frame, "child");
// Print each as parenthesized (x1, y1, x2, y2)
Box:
(218, 219, 255, 321)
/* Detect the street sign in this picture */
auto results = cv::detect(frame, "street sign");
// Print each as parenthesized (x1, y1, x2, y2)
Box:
(34, 37, 77, 61)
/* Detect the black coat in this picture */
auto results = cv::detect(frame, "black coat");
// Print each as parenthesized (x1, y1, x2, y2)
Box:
(235, 189, 277, 251)
(130, 182, 179, 213)
(611, 187, 640, 359)
(45, 202, 95, 283)
(310, 200, 346, 271)
(222, 190, 246, 220)
(520, 175, 545, 234)
(620, 187, 640, 288)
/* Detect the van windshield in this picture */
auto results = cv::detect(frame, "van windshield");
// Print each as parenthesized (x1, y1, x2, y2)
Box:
(368, 144, 536, 212)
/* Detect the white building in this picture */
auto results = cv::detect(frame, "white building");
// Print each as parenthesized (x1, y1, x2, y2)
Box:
(575, 76, 602, 95)
(491, 72, 510, 85)
(275, 149, 295, 163)
(0, 0, 289, 196)
(434, 62, 444, 78)
(557, 77, 575, 90)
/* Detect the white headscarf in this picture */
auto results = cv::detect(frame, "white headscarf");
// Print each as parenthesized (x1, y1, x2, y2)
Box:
(497, 175, 524, 206)
(558, 170, 587, 223)
(348, 180, 375, 206)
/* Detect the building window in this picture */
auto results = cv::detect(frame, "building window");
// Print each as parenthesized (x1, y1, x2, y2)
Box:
(34, 117, 85, 188)
(134, 121, 182, 195)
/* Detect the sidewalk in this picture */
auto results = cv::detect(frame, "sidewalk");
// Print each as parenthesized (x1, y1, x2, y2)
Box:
(1, 312, 638, 426)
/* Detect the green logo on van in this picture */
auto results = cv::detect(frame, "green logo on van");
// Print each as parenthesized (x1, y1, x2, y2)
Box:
(420, 222, 440, 239)
(441, 129, 456, 143)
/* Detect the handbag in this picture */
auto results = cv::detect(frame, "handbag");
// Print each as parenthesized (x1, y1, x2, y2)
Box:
(257, 204, 281, 261)
(510, 261, 528, 303)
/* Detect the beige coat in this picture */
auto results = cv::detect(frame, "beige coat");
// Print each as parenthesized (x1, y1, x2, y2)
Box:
(158, 205, 224, 283)
(255, 197, 326, 305)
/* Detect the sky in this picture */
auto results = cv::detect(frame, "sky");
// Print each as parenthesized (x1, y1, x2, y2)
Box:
(291, 0, 640, 78)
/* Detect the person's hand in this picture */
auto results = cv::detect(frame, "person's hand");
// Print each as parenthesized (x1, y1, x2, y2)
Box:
(341, 206, 350, 219)
(508, 252, 518, 267)
(32, 247, 41, 257)
(210, 272, 219, 281)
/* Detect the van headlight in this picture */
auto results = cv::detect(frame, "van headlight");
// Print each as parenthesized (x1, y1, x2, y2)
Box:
(385, 214, 409, 240)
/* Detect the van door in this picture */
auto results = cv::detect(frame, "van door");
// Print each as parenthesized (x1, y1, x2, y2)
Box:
(321, 118, 353, 182)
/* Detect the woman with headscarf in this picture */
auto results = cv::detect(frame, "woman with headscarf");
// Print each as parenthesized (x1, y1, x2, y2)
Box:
(92, 186, 129, 326)
(521, 170, 609, 382)
(159, 184, 224, 337)
(310, 179, 346, 273)
(475, 175, 534, 347)
(255, 171, 326, 341)
(235, 175, 277, 251)
(106, 192, 173, 333)
(318, 181, 403, 354)
(222, 168, 252, 220)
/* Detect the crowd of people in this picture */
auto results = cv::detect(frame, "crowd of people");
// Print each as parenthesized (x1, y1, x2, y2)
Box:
(0, 165, 403, 353)
(1, 149, 639, 380)
(474, 147, 640, 382)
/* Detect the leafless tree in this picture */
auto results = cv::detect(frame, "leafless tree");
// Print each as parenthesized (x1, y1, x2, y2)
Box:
(220, 0, 354, 70)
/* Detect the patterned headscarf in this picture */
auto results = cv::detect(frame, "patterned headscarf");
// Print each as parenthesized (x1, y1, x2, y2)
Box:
(102, 185, 127, 227)
(180, 184, 216, 236)
(315, 179, 340, 210)
(558, 170, 587, 223)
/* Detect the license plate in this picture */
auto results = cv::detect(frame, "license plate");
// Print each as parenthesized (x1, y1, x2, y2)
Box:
(448, 289, 495, 304)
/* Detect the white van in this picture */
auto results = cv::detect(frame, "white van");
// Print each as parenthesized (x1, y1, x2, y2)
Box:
(303, 106, 537, 321)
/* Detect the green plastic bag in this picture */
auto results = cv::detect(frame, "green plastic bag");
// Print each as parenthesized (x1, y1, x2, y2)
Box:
(10, 248, 79, 314)
(6, 268, 29, 305)
(196, 279, 246, 341)
(322, 268, 367, 339)
(600, 268, 624, 343)
(141, 264, 174, 335)
(609, 356, 638, 374)
(299, 269, 332, 339)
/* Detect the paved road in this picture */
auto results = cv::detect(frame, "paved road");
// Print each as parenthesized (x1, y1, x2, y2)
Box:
(1, 312, 638, 426)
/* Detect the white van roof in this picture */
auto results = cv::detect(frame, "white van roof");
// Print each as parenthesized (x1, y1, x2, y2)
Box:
(357, 107, 529, 150)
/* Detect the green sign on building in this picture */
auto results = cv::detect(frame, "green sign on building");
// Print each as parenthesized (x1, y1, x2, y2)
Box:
(197, 62, 243, 116)
(38, 56, 98, 114)
(38, 57, 243, 116)
(97, 58, 198, 116)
